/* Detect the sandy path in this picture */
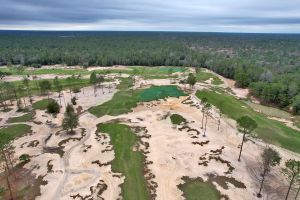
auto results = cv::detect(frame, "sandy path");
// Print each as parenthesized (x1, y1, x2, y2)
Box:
(51, 117, 96, 199)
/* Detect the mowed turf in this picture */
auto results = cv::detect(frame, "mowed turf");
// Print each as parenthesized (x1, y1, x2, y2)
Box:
(0, 124, 31, 145)
(97, 123, 150, 200)
(178, 177, 221, 200)
(88, 78, 138, 117)
(196, 89, 300, 153)
(139, 85, 185, 102)
(128, 66, 184, 79)
(89, 79, 185, 117)
(32, 99, 54, 110)
(7, 111, 35, 123)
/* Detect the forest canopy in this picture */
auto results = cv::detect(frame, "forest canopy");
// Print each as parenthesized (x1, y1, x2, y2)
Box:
(0, 31, 300, 114)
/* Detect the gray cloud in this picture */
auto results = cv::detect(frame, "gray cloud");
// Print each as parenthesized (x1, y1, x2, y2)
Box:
(0, 0, 300, 32)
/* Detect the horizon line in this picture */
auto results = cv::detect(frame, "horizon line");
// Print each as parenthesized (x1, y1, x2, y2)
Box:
(0, 29, 300, 35)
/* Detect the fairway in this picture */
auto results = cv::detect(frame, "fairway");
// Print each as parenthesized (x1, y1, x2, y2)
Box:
(196, 89, 300, 153)
(97, 123, 150, 200)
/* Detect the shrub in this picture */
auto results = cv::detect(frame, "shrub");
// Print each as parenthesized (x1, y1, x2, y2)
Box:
(46, 100, 60, 114)
(19, 154, 30, 163)
(71, 97, 77, 105)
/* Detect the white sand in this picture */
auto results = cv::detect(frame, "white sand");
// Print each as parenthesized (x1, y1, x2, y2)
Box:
(1, 73, 299, 200)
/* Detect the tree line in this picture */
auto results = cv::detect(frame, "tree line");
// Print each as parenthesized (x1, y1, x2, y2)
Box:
(0, 31, 299, 114)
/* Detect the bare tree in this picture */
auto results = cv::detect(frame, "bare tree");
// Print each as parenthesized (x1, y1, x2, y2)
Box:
(203, 103, 212, 137)
(200, 97, 208, 129)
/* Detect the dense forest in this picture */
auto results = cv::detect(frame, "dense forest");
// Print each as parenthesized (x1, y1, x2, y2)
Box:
(0, 31, 300, 114)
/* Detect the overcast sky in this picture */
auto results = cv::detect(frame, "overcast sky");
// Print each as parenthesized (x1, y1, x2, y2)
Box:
(1, 0, 300, 33)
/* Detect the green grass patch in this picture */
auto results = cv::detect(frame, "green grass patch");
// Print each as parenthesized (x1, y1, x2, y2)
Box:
(244, 101, 300, 128)
(139, 85, 185, 102)
(89, 90, 139, 117)
(0, 67, 88, 75)
(1, 77, 92, 101)
(129, 66, 185, 78)
(295, 121, 300, 129)
(196, 71, 223, 85)
(143, 75, 178, 80)
(178, 177, 222, 200)
(0, 124, 31, 145)
(170, 114, 187, 125)
(89, 79, 185, 117)
(97, 123, 150, 200)
(88, 78, 138, 117)
(196, 89, 300, 153)
(7, 111, 35, 123)
(32, 99, 54, 110)
(244, 100, 292, 119)
(13, 77, 91, 91)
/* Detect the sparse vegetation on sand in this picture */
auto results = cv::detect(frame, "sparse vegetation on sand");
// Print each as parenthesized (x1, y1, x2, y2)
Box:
(0, 67, 87, 76)
(196, 89, 300, 153)
(178, 177, 222, 200)
(1, 77, 92, 101)
(7, 111, 35, 123)
(196, 71, 223, 85)
(97, 123, 150, 200)
(0, 124, 31, 145)
(89, 79, 185, 117)
(170, 114, 187, 125)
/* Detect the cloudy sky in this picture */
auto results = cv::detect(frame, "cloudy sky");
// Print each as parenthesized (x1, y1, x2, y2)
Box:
(1, 0, 300, 33)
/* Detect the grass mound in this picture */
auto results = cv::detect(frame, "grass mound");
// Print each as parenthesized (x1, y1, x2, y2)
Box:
(178, 177, 222, 200)
(97, 123, 150, 200)
(196, 89, 300, 153)
(139, 85, 185, 102)
(0, 124, 31, 145)
(170, 114, 186, 125)
(7, 111, 35, 123)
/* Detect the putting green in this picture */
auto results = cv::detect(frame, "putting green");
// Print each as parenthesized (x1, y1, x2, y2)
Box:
(139, 85, 185, 102)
